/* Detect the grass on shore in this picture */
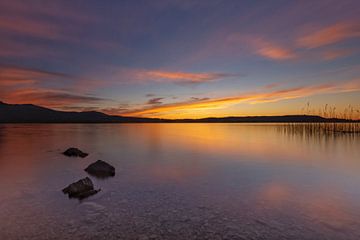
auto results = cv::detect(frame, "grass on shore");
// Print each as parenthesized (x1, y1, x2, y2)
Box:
(283, 104, 360, 135)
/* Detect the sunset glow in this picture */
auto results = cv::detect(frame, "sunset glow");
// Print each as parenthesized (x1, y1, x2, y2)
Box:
(0, 0, 359, 118)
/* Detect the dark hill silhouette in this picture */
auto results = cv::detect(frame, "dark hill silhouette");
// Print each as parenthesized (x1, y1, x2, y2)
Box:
(0, 101, 161, 123)
(0, 101, 357, 123)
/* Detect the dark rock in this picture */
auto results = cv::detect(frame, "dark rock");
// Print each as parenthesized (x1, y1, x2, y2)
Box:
(63, 148, 88, 158)
(76, 189, 101, 200)
(85, 160, 115, 178)
(62, 177, 100, 199)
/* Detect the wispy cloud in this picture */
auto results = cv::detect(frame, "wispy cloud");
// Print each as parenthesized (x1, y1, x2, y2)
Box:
(0, 65, 107, 108)
(297, 22, 360, 49)
(0, 1, 96, 41)
(4, 88, 105, 108)
(321, 48, 354, 61)
(226, 21, 359, 62)
(254, 39, 297, 60)
(0, 65, 68, 86)
(0, 0, 119, 59)
(0, 1, 94, 23)
(105, 68, 240, 85)
(228, 35, 297, 61)
(120, 80, 360, 117)
(147, 97, 164, 105)
(138, 70, 239, 84)
(0, 15, 64, 41)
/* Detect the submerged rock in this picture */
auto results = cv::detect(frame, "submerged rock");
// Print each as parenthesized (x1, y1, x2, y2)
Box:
(62, 177, 100, 199)
(63, 148, 88, 158)
(85, 160, 115, 178)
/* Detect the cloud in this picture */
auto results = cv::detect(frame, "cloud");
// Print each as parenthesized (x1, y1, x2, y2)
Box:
(0, 1, 119, 59)
(190, 97, 210, 101)
(0, 65, 68, 86)
(4, 88, 105, 107)
(138, 70, 238, 84)
(0, 65, 108, 109)
(0, 1, 94, 23)
(0, 1, 96, 41)
(297, 22, 360, 49)
(0, 64, 106, 93)
(321, 49, 354, 61)
(121, 80, 360, 117)
(228, 35, 297, 61)
(100, 104, 131, 115)
(0, 15, 64, 41)
(147, 97, 164, 105)
(253, 39, 297, 60)
(107, 68, 240, 85)
(227, 24, 359, 62)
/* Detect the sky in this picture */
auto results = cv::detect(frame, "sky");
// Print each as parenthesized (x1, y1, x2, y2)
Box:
(0, 0, 360, 119)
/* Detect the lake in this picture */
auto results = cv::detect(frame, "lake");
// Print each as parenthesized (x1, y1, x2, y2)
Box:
(0, 124, 360, 240)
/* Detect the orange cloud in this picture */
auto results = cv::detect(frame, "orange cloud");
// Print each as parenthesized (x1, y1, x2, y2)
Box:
(121, 80, 360, 118)
(4, 88, 105, 108)
(228, 35, 296, 60)
(106, 68, 240, 84)
(0, 65, 107, 109)
(297, 22, 360, 49)
(0, 65, 67, 86)
(138, 70, 238, 84)
(256, 42, 296, 60)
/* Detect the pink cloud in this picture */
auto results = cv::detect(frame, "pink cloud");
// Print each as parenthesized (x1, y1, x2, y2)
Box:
(297, 22, 360, 49)
(227, 34, 297, 61)
(0, 65, 107, 109)
(141, 70, 237, 83)
(3, 88, 105, 108)
(105, 68, 240, 85)
(321, 48, 354, 60)
(0, 65, 67, 86)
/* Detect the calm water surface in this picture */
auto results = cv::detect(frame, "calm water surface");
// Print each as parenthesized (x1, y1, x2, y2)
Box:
(0, 124, 360, 240)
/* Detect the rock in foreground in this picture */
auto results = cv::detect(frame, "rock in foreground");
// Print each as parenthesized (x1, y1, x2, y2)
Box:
(63, 148, 88, 158)
(85, 160, 115, 178)
(62, 177, 100, 199)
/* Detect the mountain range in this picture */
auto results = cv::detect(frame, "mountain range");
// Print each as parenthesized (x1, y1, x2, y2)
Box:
(0, 101, 356, 123)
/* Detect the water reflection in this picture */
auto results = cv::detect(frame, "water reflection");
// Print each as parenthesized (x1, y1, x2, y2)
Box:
(0, 124, 360, 239)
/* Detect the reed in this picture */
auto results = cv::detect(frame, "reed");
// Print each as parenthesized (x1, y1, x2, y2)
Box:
(282, 103, 360, 135)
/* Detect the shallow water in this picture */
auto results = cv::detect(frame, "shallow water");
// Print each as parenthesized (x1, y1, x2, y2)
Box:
(0, 123, 360, 240)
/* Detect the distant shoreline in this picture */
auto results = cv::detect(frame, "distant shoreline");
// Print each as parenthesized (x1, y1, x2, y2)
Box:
(1, 101, 359, 124)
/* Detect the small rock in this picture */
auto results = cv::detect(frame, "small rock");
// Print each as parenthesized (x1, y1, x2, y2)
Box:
(85, 160, 115, 178)
(62, 177, 100, 199)
(63, 148, 88, 158)
(76, 189, 101, 199)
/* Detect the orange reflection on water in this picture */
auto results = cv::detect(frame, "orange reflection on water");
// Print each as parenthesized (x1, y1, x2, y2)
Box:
(131, 123, 360, 172)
